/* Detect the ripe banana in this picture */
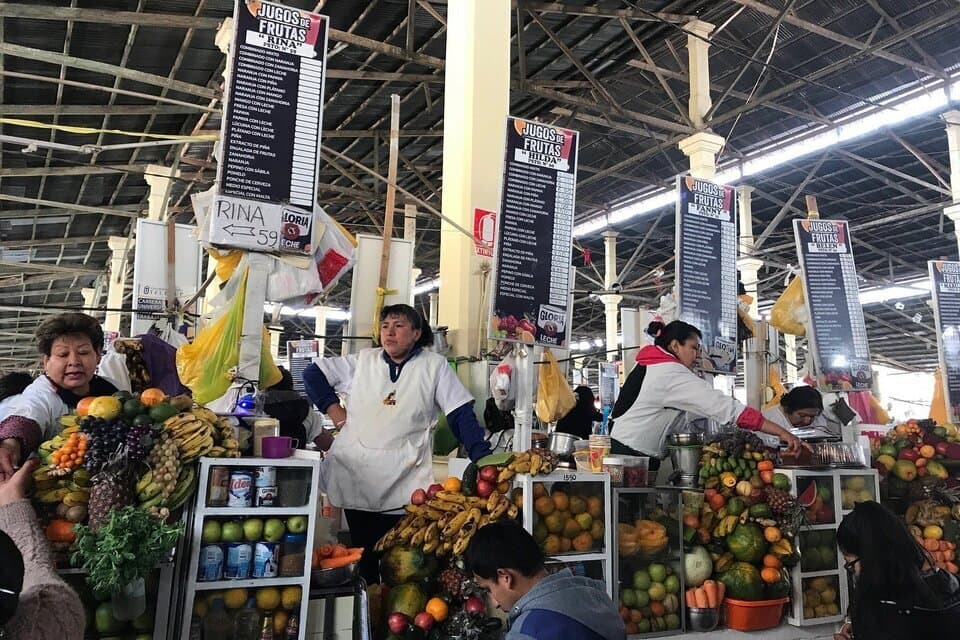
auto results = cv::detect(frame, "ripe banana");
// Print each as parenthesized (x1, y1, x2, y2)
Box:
(63, 491, 90, 507)
(191, 407, 220, 424)
(715, 515, 739, 537)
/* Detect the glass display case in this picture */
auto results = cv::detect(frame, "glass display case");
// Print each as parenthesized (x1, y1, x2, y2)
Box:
(613, 488, 685, 637)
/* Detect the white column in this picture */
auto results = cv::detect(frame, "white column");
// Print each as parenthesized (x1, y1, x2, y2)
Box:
(784, 333, 798, 383)
(81, 287, 97, 309)
(737, 185, 762, 317)
(599, 231, 622, 361)
(943, 111, 960, 254)
(428, 291, 439, 327)
(314, 305, 328, 356)
(105, 236, 131, 333)
(686, 20, 716, 129)
(405, 204, 422, 304)
(143, 164, 181, 220)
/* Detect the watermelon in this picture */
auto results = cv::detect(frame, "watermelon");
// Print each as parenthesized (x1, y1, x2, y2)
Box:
(727, 523, 767, 564)
(719, 562, 764, 601)
(798, 481, 817, 507)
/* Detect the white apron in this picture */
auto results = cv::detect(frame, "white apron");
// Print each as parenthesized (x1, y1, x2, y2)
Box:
(324, 349, 443, 512)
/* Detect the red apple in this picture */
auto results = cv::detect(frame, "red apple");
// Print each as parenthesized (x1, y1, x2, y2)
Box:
(478, 465, 499, 483)
(898, 448, 920, 462)
(464, 595, 485, 616)
(387, 612, 410, 635)
(476, 479, 494, 498)
(413, 612, 435, 632)
(410, 488, 427, 505)
(426, 483, 444, 500)
(918, 466, 929, 477)
(915, 457, 928, 468)
(936, 441, 951, 457)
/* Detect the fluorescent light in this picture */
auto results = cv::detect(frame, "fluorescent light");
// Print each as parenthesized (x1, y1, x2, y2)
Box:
(413, 278, 440, 295)
(857, 279, 930, 306)
(593, 337, 604, 347)
(262, 303, 350, 321)
(574, 74, 958, 237)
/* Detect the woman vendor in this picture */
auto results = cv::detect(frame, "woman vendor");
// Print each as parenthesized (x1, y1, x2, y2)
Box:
(303, 304, 491, 582)
(610, 320, 803, 464)
(0, 313, 117, 479)
(762, 386, 824, 433)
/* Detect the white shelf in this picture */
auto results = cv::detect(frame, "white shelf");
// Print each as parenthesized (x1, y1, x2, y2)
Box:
(797, 569, 840, 578)
(194, 576, 307, 590)
(804, 522, 839, 530)
(547, 552, 607, 563)
(198, 452, 321, 467)
(794, 613, 844, 626)
(201, 506, 314, 517)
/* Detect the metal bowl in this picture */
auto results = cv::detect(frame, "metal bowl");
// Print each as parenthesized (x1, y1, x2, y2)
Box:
(687, 606, 720, 632)
(311, 562, 357, 588)
(669, 433, 704, 446)
(548, 431, 581, 457)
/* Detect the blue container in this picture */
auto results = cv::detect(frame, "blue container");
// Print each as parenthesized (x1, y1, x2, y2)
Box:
(224, 542, 252, 580)
(197, 544, 224, 582)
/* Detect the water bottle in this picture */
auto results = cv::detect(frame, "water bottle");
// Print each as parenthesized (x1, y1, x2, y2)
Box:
(234, 598, 262, 640)
(202, 598, 233, 640)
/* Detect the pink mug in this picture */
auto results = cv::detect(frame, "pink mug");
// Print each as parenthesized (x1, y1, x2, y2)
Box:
(262, 435, 298, 458)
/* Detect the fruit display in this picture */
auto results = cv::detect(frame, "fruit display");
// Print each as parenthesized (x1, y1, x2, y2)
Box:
(801, 575, 841, 620)
(530, 482, 606, 555)
(190, 585, 302, 633)
(62, 568, 164, 638)
(796, 477, 835, 525)
(617, 564, 683, 634)
(490, 311, 537, 342)
(840, 474, 876, 510)
(798, 530, 838, 572)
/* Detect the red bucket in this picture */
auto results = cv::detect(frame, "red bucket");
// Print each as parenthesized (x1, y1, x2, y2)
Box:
(722, 597, 789, 631)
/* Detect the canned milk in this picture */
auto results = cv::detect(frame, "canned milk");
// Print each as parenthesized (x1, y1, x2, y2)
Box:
(254, 466, 277, 487)
(253, 541, 279, 578)
(228, 470, 253, 507)
(197, 544, 224, 581)
(224, 542, 252, 579)
(254, 485, 277, 507)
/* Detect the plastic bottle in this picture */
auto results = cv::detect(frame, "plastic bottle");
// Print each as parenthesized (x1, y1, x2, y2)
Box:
(285, 613, 300, 639)
(259, 612, 275, 640)
(234, 598, 262, 640)
(202, 598, 233, 640)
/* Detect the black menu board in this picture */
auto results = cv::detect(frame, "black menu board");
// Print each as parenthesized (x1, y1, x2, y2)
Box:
(490, 117, 578, 348)
(211, 0, 328, 254)
(794, 219, 872, 391)
(286, 339, 319, 392)
(675, 176, 738, 374)
(929, 261, 960, 420)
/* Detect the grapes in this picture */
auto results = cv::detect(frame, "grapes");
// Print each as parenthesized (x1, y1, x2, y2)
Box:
(124, 424, 153, 463)
(79, 417, 127, 472)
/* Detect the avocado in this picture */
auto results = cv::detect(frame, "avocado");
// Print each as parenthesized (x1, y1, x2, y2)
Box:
(461, 463, 479, 497)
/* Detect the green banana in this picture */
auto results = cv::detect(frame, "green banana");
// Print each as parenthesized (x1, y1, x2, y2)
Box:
(135, 470, 154, 494)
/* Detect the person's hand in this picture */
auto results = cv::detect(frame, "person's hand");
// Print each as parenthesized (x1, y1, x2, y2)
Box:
(314, 430, 335, 452)
(0, 438, 22, 481)
(0, 456, 38, 507)
(834, 621, 853, 640)
(782, 433, 803, 458)
(326, 404, 347, 430)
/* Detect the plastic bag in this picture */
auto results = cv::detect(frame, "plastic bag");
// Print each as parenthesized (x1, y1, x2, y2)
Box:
(931, 368, 949, 424)
(489, 354, 517, 411)
(535, 349, 576, 424)
(176, 267, 282, 403)
(306, 207, 356, 302)
(97, 350, 132, 392)
(770, 276, 807, 336)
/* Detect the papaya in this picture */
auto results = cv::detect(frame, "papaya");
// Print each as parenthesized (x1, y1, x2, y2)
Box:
(384, 582, 427, 620)
(380, 547, 438, 587)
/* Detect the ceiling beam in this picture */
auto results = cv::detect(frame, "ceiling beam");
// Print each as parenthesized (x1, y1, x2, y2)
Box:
(0, 259, 98, 275)
(328, 28, 445, 70)
(0, 4, 222, 29)
(326, 69, 443, 83)
(515, 1, 689, 22)
(0, 104, 206, 116)
(0, 195, 142, 219)
(0, 235, 107, 249)
(837, 149, 951, 197)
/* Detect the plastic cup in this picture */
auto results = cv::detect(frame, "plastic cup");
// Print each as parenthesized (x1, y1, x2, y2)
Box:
(623, 456, 651, 487)
(588, 434, 611, 472)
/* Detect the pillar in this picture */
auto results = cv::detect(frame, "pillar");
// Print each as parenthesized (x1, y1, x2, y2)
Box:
(942, 110, 960, 254)
(314, 305, 328, 356)
(105, 236, 131, 333)
(599, 231, 623, 361)
(405, 203, 422, 305)
(143, 164, 181, 220)
(428, 291, 439, 327)
(437, 0, 509, 357)
(784, 333, 798, 383)
(81, 287, 97, 310)
(737, 186, 762, 318)
(686, 20, 716, 129)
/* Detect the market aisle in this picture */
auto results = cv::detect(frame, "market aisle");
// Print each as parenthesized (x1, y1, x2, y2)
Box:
(705, 622, 837, 639)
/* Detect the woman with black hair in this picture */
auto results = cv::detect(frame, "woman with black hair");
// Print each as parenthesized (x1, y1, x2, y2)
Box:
(610, 320, 802, 461)
(763, 386, 824, 432)
(555, 385, 601, 440)
(302, 304, 491, 583)
(835, 501, 960, 639)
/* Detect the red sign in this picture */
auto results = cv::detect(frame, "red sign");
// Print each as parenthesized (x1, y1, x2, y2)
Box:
(473, 208, 495, 257)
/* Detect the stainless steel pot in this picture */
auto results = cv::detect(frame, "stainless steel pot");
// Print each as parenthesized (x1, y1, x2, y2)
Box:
(548, 431, 581, 457)
(667, 444, 703, 478)
(668, 433, 704, 446)
(432, 326, 450, 354)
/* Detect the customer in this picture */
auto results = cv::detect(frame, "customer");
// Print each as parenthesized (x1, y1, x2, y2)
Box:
(0, 313, 117, 479)
(464, 521, 626, 640)
(303, 304, 491, 583)
(610, 321, 803, 461)
(835, 501, 960, 639)
(762, 386, 823, 432)
(0, 458, 85, 639)
(555, 386, 601, 440)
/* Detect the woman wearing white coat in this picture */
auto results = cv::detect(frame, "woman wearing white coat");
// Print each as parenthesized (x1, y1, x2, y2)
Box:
(610, 321, 803, 461)
(303, 304, 491, 583)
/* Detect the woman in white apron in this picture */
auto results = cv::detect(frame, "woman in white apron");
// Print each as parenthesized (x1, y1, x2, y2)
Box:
(303, 304, 492, 583)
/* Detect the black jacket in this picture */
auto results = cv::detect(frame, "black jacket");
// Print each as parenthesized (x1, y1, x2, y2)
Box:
(850, 569, 960, 639)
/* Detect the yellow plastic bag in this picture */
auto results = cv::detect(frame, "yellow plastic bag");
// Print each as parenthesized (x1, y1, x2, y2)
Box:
(176, 267, 282, 403)
(535, 349, 577, 424)
(869, 393, 890, 425)
(770, 277, 807, 336)
(763, 365, 787, 410)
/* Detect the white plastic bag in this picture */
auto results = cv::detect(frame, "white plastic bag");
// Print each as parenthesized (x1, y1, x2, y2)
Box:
(489, 354, 517, 411)
(97, 349, 131, 392)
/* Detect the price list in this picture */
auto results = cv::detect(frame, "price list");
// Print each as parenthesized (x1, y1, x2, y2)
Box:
(794, 219, 872, 391)
(675, 176, 738, 374)
(491, 117, 579, 348)
(929, 261, 960, 421)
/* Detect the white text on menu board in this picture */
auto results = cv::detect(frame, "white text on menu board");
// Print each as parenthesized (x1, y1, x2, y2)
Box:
(246, 3, 318, 58)
(805, 220, 847, 253)
(514, 122, 570, 171)
(940, 262, 960, 292)
(687, 179, 731, 221)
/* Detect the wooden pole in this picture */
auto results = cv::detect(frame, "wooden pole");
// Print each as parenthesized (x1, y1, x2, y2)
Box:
(373, 94, 401, 343)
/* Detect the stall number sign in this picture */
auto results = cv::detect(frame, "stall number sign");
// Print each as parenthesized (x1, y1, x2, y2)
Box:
(210, 196, 314, 253)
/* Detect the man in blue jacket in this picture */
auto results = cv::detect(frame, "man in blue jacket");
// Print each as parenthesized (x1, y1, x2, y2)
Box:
(465, 521, 626, 640)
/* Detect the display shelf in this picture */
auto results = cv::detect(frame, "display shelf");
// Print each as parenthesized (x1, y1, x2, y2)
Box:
(178, 452, 322, 640)
(795, 569, 840, 579)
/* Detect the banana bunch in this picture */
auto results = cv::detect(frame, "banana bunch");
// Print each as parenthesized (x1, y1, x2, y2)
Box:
(496, 449, 558, 483)
(205, 416, 242, 458)
(714, 514, 740, 537)
(162, 412, 215, 461)
(375, 489, 520, 556)
(138, 464, 198, 511)
(32, 464, 90, 506)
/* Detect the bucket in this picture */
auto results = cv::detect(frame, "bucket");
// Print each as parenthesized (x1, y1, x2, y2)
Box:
(722, 597, 789, 631)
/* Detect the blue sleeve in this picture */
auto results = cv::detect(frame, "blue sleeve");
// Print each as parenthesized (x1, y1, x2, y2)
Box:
(446, 402, 492, 462)
(303, 363, 339, 413)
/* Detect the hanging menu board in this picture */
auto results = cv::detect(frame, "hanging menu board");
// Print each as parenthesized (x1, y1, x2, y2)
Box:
(211, 0, 328, 255)
(794, 219, 872, 391)
(929, 261, 960, 421)
(286, 339, 320, 392)
(490, 117, 578, 348)
(675, 176, 738, 374)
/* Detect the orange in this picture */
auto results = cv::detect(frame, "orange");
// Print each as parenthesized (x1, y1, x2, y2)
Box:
(762, 554, 782, 569)
(572, 532, 593, 552)
(764, 527, 782, 543)
(442, 477, 462, 493)
(425, 597, 449, 623)
(587, 496, 603, 519)
(562, 519, 582, 539)
(273, 611, 289, 635)
(919, 445, 936, 459)
(140, 388, 166, 407)
(533, 483, 547, 499)
(76, 397, 94, 417)
(552, 491, 569, 512)
(760, 567, 780, 584)
(629, 609, 643, 624)
(650, 601, 665, 617)
(543, 534, 561, 554)
(534, 496, 555, 516)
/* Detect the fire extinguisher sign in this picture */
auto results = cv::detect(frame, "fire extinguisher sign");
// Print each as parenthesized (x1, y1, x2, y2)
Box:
(473, 208, 495, 257)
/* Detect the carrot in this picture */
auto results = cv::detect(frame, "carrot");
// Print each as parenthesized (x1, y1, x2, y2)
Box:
(331, 544, 349, 558)
(319, 544, 334, 559)
(694, 587, 709, 609)
(703, 580, 719, 608)
(685, 589, 697, 608)
(717, 581, 726, 603)
(925, 538, 940, 552)
(319, 552, 362, 570)
(347, 547, 365, 555)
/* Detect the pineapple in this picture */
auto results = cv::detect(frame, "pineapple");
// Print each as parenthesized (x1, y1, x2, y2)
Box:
(87, 468, 134, 531)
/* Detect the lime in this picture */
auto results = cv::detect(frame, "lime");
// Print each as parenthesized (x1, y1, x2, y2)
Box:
(123, 399, 145, 419)
(148, 402, 178, 423)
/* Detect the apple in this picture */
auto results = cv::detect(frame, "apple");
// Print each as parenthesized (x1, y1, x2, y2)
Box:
(287, 516, 308, 534)
(221, 521, 243, 543)
(478, 465, 499, 483)
(476, 479, 494, 499)
(936, 441, 951, 457)
(242, 518, 264, 541)
(413, 612, 435, 632)
(464, 595, 485, 616)
(387, 612, 410, 635)
(201, 520, 222, 544)
(410, 488, 427, 505)
(426, 483, 444, 500)
(263, 518, 286, 542)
